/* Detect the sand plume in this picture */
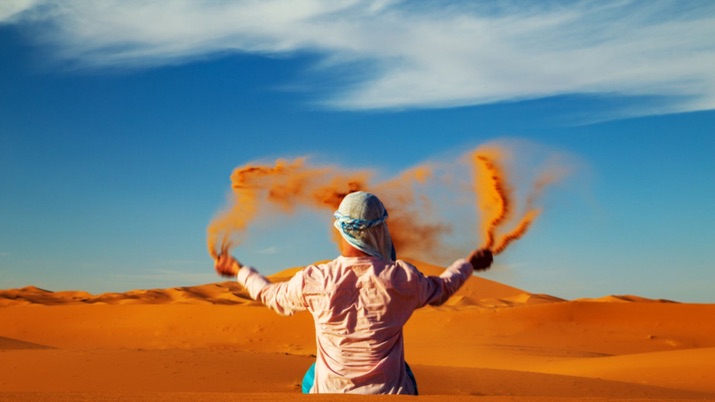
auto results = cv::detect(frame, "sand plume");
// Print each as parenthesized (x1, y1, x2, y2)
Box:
(373, 164, 452, 256)
(208, 142, 570, 262)
(207, 158, 453, 261)
(471, 147, 512, 250)
(492, 209, 540, 254)
(206, 158, 370, 258)
(471, 144, 569, 255)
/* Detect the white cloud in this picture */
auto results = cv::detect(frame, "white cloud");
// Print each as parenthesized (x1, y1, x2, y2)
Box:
(3, 0, 715, 115)
(0, 0, 41, 21)
(255, 246, 280, 255)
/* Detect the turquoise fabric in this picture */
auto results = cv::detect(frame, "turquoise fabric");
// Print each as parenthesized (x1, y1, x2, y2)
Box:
(301, 362, 316, 394)
(300, 362, 418, 395)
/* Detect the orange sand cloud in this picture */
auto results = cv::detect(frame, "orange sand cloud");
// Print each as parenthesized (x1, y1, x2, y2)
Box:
(1, 259, 714, 401)
(208, 143, 567, 263)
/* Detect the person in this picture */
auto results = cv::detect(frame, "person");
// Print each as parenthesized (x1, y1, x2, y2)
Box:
(214, 191, 493, 394)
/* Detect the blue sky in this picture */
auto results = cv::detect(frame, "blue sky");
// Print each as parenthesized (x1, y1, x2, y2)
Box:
(1, 0, 714, 302)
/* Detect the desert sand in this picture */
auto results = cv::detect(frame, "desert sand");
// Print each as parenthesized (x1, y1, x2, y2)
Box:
(1, 258, 714, 402)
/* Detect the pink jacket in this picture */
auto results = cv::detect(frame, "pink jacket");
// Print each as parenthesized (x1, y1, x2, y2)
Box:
(237, 256, 474, 394)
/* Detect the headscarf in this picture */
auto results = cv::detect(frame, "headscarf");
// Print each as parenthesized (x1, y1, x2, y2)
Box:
(333, 191, 396, 261)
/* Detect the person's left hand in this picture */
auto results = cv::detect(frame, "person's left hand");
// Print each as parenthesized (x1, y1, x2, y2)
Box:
(467, 248, 493, 272)
(214, 253, 241, 278)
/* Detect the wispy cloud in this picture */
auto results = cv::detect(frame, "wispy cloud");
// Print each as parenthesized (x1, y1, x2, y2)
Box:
(3, 0, 714, 115)
(255, 246, 280, 255)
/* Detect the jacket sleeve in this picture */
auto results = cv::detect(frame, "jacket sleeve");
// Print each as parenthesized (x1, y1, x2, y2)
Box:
(236, 266, 308, 316)
(413, 259, 474, 308)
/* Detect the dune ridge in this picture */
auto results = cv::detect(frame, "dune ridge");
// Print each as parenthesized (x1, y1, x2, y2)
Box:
(0, 259, 680, 309)
(0, 259, 534, 308)
(0, 282, 255, 307)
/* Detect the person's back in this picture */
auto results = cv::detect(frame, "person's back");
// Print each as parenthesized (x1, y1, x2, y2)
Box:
(214, 191, 493, 394)
(305, 256, 417, 393)
(305, 254, 473, 393)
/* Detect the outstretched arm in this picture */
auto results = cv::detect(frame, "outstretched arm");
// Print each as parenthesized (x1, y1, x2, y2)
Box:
(214, 254, 307, 316)
(414, 248, 494, 308)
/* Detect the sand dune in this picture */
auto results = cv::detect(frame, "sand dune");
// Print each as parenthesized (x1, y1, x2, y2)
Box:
(1, 258, 713, 401)
(537, 347, 715, 394)
(575, 295, 678, 303)
(0, 282, 255, 307)
(0, 259, 527, 307)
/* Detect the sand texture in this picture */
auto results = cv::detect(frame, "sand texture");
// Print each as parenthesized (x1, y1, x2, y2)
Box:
(1, 259, 714, 402)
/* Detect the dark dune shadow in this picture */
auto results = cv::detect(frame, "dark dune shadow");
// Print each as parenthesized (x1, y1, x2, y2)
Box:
(0, 336, 54, 350)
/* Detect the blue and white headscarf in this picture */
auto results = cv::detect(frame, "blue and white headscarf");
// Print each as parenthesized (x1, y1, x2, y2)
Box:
(334, 191, 396, 261)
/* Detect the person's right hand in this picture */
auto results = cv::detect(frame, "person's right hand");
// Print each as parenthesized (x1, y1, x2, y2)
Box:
(468, 248, 493, 272)
(214, 253, 241, 278)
